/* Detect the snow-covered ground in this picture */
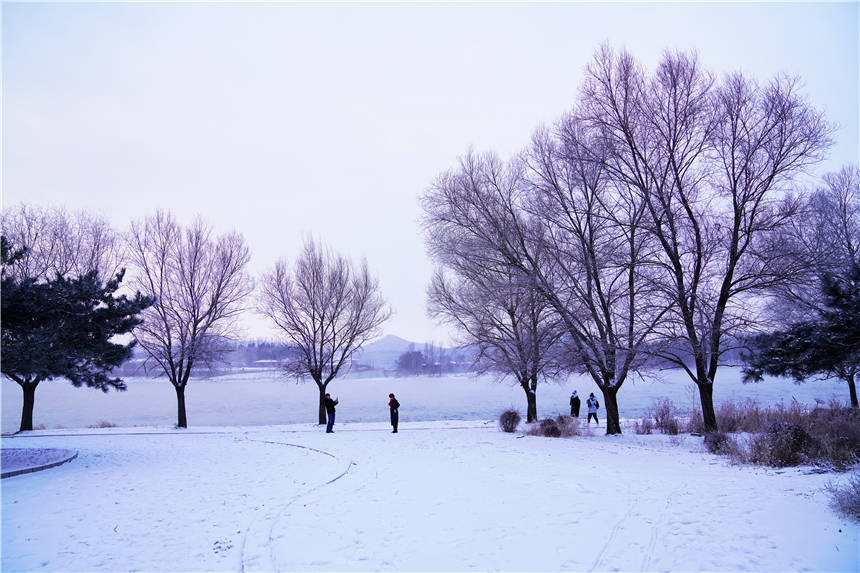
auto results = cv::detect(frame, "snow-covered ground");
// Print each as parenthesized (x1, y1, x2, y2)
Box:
(2, 421, 857, 571)
(1, 367, 850, 434)
(2, 369, 857, 571)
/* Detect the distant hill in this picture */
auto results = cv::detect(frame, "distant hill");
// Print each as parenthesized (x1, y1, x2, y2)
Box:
(355, 334, 421, 369)
(355, 334, 474, 373)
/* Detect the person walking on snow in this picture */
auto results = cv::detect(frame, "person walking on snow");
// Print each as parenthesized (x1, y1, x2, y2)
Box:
(388, 393, 400, 433)
(586, 392, 600, 425)
(570, 390, 581, 417)
(324, 393, 339, 433)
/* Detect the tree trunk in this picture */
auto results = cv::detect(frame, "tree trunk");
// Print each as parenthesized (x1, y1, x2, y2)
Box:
(599, 386, 622, 435)
(19, 382, 37, 432)
(174, 384, 188, 428)
(697, 381, 717, 432)
(318, 385, 327, 425)
(847, 373, 859, 408)
(525, 388, 537, 423)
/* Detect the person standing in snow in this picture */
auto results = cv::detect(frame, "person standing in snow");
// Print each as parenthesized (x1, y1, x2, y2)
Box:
(586, 392, 600, 425)
(570, 390, 581, 417)
(324, 393, 339, 433)
(388, 393, 400, 433)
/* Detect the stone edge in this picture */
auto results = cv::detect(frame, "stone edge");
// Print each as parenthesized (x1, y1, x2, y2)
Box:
(1, 451, 79, 479)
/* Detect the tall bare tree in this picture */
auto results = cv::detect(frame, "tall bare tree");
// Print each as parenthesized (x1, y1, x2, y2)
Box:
(521, 116, 669, 434)
(581, 46, 832, 431)
(0, 203, 124, 282)
(428, 264, 563, 423)
(126, 212, 252, 428)
(259, 238, 391, 424)
(423, 146, 660, 434)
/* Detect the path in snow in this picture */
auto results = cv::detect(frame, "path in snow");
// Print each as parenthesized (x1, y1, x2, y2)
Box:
(258, 425, 856, 572)
(2, 422, 857, 572)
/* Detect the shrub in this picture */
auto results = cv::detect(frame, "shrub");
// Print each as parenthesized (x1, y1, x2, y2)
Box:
(89, 420, 117, 429)
(747, 422, 817, 467)
(525, 416, 581, 438)
(539, 418, 561, 437)
(634, 417, 654, 435)
(650, 398, 681, 435)
(554, 415, 581, 437)
(716, 399, 764, 433)
(803, 403, 860, 468)
(686, 408, 705, 434)
(499, 409, 521, 433)
(704, 431, 737, 455)
(825, 472, 860, 520)
(700, 400, 860, 468)
(688, 399, 766, 434)
(662, 417, 680, 435)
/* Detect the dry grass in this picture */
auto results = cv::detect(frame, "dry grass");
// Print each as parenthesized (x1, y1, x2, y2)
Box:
(825, 472, 860, 520)
(526, 415, 582, 438)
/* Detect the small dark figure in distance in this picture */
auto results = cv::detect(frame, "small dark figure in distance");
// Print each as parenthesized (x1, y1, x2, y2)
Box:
(388, 393, 400, 433)
(324, 393, 339, 433)
(586, 392, 599, 425)
(570, 390, 581, 417)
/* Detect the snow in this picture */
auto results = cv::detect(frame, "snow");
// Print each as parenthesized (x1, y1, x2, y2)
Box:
(2, 422, 857, 571)
(1, 369, 858, 571)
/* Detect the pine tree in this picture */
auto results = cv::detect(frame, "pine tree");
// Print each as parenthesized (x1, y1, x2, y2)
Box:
(1, 236, 154, 431)
(743, 266, 860, 407)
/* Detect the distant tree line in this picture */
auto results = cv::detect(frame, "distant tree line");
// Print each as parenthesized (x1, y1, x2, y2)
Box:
(395, 343, 472, 377)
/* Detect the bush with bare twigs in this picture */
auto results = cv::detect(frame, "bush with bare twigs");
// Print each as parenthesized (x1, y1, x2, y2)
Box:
(825, 472, 860, 520)
(526, 415, 581, 438)
(499, 409, 521, 433)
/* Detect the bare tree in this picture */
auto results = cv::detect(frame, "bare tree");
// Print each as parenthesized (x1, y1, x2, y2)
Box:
(581, 46, 833, 431)
(756, 165, 860, 405)
(423, 145, 660, 434)
(770, 165, 860, 321)
(519, 124, 666, 432)
(0, 203, 124, 282)
(259, 238, 391, 424)
(126, 211, 252, 428)
(428, 264, 563, 422)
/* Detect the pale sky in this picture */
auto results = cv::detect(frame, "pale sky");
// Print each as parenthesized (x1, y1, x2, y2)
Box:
(3, 1, 858, 344)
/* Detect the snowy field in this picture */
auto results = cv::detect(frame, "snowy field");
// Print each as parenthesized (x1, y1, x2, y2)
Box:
(2, 421, 857, 571)
(1, 367, 851, 434)
(2, 369, 858, 572)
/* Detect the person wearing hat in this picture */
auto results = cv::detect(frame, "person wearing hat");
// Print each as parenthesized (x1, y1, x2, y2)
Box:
(388, 393, 400, 433)
(586, 392, 600, 425)
(324, 393, 339, 433)
(569, 390, 581, 417)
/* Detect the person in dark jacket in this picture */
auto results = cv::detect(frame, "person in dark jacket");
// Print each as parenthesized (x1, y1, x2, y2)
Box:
(570, 390, 581, 417)
(388, 393, 400, 433)
(324, 393, 339, 433)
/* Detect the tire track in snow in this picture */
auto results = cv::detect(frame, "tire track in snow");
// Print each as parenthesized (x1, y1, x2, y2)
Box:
(239, 437, 354, 573)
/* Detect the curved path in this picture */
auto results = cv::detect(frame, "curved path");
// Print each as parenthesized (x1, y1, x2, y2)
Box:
(2, 423, 855, 572)
(238, 436, 354, 572)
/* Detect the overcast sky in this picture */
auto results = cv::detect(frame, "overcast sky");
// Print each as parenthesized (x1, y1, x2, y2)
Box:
(3, 1, 858, 344)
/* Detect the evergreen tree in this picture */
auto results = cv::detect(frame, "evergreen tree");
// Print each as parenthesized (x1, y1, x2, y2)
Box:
(1, 236, 154, 431)
(743, 266, 860, 408)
